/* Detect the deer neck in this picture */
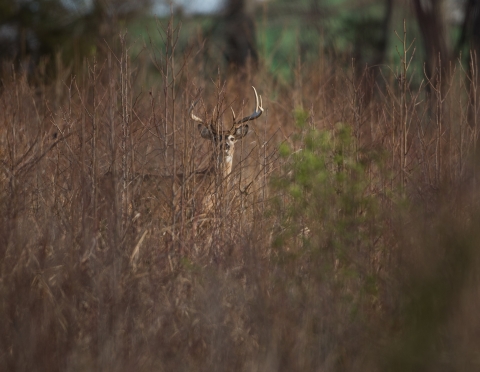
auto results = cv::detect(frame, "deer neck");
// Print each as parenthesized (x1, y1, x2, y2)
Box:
(209, 152, 233, 180)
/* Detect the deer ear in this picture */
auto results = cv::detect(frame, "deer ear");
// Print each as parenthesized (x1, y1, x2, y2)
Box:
(235, 124, 249, 139)
(198, 124, 213, 139)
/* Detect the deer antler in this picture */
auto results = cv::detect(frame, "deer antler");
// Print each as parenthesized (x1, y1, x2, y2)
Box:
(230, 86, 264, 133)
(189, 100, 204, 123)
(189, 99, 217, 134)
(191, 86, 264, 135)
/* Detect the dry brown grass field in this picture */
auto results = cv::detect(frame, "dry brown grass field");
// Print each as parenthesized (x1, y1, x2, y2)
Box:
(2, 21, 480, 372)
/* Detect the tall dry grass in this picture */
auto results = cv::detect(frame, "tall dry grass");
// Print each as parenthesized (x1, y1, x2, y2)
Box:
(1, 21, 480, 372)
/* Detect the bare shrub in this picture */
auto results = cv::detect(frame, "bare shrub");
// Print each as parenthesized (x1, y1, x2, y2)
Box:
(1, 19, 480, 372)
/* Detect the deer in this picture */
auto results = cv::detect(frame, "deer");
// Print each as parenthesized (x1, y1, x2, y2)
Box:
(133, 86, 264, 226)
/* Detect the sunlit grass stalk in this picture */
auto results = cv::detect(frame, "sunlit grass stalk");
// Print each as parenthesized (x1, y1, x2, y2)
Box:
(120, 33, 130, 234)
(395, 19, 415, 195)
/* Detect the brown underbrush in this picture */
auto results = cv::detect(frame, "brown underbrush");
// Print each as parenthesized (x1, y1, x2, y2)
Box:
(1, 23, 480, 372)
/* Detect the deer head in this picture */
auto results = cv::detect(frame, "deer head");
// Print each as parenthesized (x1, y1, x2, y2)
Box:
(189, 86, 264, 175)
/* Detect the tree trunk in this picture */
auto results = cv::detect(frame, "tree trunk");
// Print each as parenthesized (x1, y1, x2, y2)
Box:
(412, 0, 450, 85)
(223, 0, 258, 73)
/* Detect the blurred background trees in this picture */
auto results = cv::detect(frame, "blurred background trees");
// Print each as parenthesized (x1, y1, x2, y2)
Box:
(0, 0, 478, 85)
(222, 0, 259, 72)
(0, 0, 151, 76)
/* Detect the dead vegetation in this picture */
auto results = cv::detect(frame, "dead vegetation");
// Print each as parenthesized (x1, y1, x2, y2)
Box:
(1, 20, 480, 372)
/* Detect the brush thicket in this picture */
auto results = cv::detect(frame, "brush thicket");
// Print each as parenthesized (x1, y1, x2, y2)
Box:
(1, 20, 480, 372)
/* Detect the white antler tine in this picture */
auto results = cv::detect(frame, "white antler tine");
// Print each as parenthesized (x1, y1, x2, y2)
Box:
(252, 86, 259, 110)
(189, 100, 204, 123)
(233, 86, 264, 125)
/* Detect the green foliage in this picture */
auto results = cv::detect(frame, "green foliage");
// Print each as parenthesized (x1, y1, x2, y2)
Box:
(271, 112, 379, 289)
